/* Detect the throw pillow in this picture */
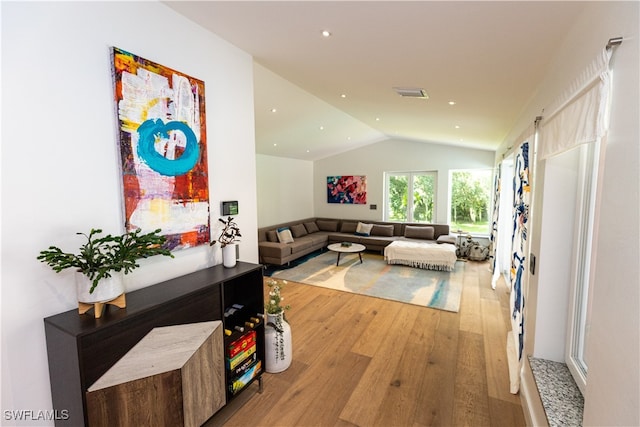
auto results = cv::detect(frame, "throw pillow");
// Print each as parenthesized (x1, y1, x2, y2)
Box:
(371, 224, 394, 237)
(316, 220, 339, 232)
(304, 221, 320, 234)
(355, 222, 373, 236)
(340, 222, 358, 233)
(404, 225, 435, 240)
(266, 230, 278, 242)
(276, 227, 294, 244)
(290, 223, 308, 238)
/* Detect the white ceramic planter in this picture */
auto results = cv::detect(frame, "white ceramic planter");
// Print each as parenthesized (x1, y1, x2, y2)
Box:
(75, 271, 125, 304)
(264, 312, 292, 373)
(222, 244, 237, 268)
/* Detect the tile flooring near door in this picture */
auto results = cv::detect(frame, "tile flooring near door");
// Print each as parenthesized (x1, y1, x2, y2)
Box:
(207, 261, 525, 426)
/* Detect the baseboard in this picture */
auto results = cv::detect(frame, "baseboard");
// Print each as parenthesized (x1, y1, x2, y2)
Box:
(520, 358, 549, 427)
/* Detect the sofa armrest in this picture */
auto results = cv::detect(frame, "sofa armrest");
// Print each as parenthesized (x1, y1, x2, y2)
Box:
(258, 241, 292, 258)
(437, 235, 456, 245)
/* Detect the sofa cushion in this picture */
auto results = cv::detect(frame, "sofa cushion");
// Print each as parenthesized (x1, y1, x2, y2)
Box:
(371, 224, 394, 237)
(340, 222, 357, 233)
(289, 238, 313, 253)
(359, 235, 397, 247)
(290, 223, 308, 238)
(277, 227, 294, 244)
(317, 220, 339, 232)
(404, 225, 435, 240)
(266, 230, 279, 242)
(355, 222, 373, 236)
(304, 221, 320, 234)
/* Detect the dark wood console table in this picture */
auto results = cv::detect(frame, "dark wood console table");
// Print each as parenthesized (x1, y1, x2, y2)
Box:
(43, 262, 264, 426)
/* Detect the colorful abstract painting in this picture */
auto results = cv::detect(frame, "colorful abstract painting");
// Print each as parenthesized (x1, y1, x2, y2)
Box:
(112, 47, 209, 250)
(327, 176, 367, 204)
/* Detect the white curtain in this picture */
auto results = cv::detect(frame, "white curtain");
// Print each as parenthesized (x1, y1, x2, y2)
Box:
(490, 156, 515, 290)
(539, 48, 613, 159)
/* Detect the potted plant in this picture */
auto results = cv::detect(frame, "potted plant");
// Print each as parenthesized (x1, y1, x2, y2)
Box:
(37, 228, 174, 303)
(211, 216, 241, 267)
(264, 278, 292, 373)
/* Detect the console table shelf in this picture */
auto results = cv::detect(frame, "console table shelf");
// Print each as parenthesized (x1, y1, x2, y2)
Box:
(44, 262, 264, 426)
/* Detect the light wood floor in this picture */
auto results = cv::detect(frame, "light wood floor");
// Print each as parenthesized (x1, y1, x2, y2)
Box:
(207, 260, 525, 427)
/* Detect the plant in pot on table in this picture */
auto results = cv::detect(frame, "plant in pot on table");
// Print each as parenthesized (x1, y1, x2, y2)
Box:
(264, 278, 292, 373)
(37, 228, 173, 317)
(211, 216, 241, 268)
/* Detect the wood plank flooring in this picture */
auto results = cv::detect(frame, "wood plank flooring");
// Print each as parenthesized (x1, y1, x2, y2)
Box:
(206, 260, 525, 427)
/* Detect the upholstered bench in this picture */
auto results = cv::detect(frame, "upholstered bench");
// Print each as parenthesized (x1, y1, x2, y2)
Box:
(384, 240, 457, 271)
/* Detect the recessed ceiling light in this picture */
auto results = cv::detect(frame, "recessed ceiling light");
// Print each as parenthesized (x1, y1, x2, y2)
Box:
(319, 126, 324, 131)
(340, 94, 347, 98)
(448, 101, 456, 105)
(347, 137, 351, 140)
(375, 117, 380, 122)
(270, 108, 277, 113)
(273, 143, 277, 146)
(455, 125, 461, 129)
(321, 30, 331, 37)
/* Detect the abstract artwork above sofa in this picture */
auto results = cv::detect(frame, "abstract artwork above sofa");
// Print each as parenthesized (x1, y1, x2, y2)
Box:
(327, 176, 367, 204)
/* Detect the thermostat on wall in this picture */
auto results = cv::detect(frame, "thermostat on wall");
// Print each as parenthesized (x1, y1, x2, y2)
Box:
(221, 201, 239, 216)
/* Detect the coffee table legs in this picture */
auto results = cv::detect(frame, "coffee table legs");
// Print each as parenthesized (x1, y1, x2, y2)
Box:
(335, 251, 364, 266)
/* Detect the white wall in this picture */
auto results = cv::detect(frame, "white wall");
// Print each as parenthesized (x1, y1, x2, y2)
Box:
(314, 138, 495, 223)
(1, 2, 258, 423)
(256, 154, 314, 227)
(497, 2, 639, 425)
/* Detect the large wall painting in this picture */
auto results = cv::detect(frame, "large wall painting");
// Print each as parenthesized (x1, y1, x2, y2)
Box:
(112, 47, 209, 250)
(327, 176, 367, 204)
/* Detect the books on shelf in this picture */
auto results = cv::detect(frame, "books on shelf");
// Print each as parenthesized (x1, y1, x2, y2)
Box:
(225, 328, 262, 394)
(229, 360, 262, 395)
(227, 329, 256, 360)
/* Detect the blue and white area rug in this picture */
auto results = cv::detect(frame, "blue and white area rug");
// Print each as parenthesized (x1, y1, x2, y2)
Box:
(270, 251, 463, 312)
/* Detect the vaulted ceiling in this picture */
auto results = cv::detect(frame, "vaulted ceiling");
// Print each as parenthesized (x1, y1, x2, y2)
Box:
(166, 1, 588, 160)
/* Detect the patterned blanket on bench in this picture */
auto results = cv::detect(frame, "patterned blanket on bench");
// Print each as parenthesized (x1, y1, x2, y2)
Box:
(384, 240, 457, 271)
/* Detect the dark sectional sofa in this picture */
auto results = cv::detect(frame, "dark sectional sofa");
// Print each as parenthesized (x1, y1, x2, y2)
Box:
(258, 217, 455, 266)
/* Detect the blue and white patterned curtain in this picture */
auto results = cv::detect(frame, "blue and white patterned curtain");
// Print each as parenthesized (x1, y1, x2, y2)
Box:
(489, 165, 501, 275)
(508, 140, 530, 394)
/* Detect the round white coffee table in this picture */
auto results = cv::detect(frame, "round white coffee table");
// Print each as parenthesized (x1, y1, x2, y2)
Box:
(327, 243, 366, 266)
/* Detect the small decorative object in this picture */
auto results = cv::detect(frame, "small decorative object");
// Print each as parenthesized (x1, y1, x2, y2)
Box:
(469, 244, 489, 261)
(211, 216, 241, 268)
(37, 228, 173, 317)
(264, 278, 292, 373)
(341, 241, 352, 247)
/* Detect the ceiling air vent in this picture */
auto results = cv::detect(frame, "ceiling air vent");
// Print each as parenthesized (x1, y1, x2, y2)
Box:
(393, 87, 429, 99)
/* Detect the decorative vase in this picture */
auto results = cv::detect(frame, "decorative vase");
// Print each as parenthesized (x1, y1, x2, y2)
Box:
(222, 244, 237, 268)
(75, 271, 125, 304)
(264, 312, 292, 373)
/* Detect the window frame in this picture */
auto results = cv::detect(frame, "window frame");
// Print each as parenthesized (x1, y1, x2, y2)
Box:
(448, 168, 494, 237)
(384, 171, 437, 223)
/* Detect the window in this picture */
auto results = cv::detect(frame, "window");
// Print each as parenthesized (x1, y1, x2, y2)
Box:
(449, 169, 492, 235)
(385, 172, 436, 222)
(565, 141, 599, 393)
